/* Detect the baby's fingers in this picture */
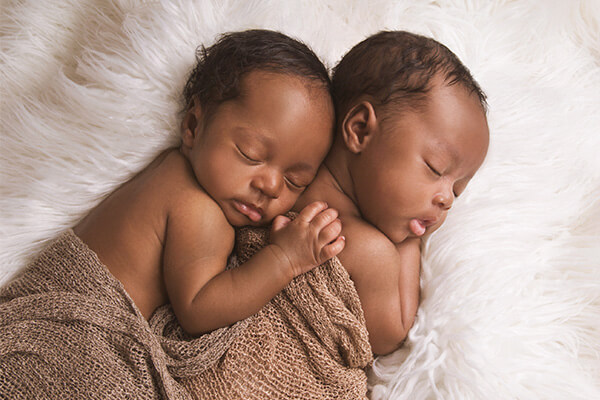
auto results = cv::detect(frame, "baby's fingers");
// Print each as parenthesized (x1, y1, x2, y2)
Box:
(297, 201, 329, 224)
(320, 236, 346, 262)
(271, 215, 291, 233)
(318, 218, 342, 245)
(310, 207, 339, 231)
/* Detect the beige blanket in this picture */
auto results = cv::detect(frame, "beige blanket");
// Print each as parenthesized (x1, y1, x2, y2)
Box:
(0, 228, 372, 399)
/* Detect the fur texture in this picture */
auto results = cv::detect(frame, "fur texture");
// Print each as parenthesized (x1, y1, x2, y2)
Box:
(1, 0, 599, 398)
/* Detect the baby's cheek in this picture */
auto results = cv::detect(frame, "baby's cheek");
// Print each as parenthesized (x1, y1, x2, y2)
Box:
(430, 216, 447, 234)
(273, 195, 298, 217)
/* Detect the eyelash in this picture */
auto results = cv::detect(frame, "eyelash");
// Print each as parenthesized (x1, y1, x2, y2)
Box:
(426, 161, 442, 177)
(238, 146, 305, 190)
(285, 177, 305, 190)
(427, 161, 459, 198)
(237, 146, 260, 163)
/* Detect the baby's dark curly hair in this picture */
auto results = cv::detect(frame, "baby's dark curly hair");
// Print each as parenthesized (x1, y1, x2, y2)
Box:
(183, 29, 331, 116)
(332, 31, 487, 120)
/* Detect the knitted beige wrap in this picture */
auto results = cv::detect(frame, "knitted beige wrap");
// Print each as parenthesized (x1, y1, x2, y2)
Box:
(164, 225, 373, 399)
(0, 227, 372, 399)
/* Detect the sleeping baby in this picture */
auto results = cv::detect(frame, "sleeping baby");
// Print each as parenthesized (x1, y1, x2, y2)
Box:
(294, 30, 490, 355)
(72, 29, 344, 332)
(1, 28, 345, 399)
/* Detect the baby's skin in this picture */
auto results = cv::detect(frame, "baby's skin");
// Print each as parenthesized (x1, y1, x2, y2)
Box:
(74, 70, 343, 334)
(294, 78, 489, 355)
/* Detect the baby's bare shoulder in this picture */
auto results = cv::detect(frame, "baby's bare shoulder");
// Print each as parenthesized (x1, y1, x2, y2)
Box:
(157, 150, 233, 242)
(338, 215, 400, 276)
(154, 151, 212, 205)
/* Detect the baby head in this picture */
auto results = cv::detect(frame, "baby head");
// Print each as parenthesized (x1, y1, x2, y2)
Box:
(331, 31, 489, 243)
(180, 30, 334, 227)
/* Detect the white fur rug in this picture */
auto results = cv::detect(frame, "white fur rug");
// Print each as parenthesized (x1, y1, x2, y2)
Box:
(1, 0, 599, 398)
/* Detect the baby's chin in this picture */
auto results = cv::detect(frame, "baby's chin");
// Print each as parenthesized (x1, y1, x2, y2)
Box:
(230, 218, 271, 229)
(385, 224, 437, 244)
(232, 217, 275, 228)
(380, 228, 410, 245)
(223, 211, 268, 228)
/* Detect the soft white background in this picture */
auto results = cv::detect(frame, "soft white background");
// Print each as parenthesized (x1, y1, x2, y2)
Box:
(1, 1, 599, 398)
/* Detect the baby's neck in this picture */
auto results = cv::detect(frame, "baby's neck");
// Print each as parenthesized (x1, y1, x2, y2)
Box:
(323, 145, 358, 203)
(293, 156, 359, 219)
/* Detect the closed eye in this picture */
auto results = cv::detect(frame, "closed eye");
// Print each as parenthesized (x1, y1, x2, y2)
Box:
(428, 160, 460, 197)
(284, 177, 305, 190)
(426, 161, 441, 177)
(236, 145, 261, 163)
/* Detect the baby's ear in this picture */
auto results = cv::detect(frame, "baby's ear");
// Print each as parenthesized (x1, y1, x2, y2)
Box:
(341, 101, 377, 154)
(181, 97, 203, 148)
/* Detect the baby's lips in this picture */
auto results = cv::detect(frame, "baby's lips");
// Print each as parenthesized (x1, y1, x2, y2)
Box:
(234, 200, 263, 222)
(409, 219, 426, 236)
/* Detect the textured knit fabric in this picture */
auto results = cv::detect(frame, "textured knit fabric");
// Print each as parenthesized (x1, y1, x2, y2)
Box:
(0, 230, 247, 399)
(0, 227, 372, 399)
(162, 226, 374, 399)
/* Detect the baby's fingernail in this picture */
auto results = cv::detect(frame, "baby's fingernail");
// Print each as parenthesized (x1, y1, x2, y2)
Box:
(340, 236, 345, 241)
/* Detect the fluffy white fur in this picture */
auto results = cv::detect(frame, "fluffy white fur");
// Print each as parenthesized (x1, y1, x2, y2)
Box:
(1, 0, 599, 398)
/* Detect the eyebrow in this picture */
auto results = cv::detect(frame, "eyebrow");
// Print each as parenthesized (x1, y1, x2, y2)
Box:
(440, 141, 477, 180)
(288, 162, 315, 173)
(245, 129, 271, 147)
(236, 128, 271, 153)
(432, 137, 461, 169)
(443, 141, 460, 164)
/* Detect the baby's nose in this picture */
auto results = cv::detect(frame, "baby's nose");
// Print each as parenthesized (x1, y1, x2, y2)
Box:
(255, 169, 283, 199)
(433, 193, 453, 210)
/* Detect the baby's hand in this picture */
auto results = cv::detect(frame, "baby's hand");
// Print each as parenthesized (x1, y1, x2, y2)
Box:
(269, 201, 345, 278)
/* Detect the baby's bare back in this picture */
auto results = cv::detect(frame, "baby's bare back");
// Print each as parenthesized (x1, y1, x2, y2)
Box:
(74, 149, 195, 319)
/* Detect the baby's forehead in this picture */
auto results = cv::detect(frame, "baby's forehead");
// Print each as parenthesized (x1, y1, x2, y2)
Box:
(387, 84, 489, 162)
(428, 135, 460, 160)
(241, 70, 334, 111)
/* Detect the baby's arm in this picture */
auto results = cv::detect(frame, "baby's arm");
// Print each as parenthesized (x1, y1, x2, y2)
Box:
(393, 237, 421, 341)
(340, 222, 421, 355)
(163, 200, 344, 336)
